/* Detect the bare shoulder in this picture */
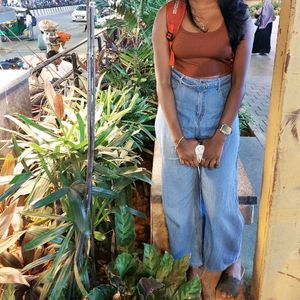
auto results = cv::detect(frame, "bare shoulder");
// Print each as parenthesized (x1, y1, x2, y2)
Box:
(243, 9, 255, 38)
(153, 5, 167, 33)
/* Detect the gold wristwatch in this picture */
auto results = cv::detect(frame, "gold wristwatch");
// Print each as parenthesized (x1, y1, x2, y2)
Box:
(218, 123, 232, 136)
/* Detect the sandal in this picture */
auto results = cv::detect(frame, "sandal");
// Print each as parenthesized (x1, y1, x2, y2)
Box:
(216, 266, 245, 298)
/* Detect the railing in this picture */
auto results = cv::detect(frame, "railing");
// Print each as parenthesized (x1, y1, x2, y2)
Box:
(32, 29, 105, 74)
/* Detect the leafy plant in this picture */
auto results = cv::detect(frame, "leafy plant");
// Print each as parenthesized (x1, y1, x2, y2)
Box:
(0, 80, 152, 299)
(239, 109, 253, 136)
(104, 244, 202, 299)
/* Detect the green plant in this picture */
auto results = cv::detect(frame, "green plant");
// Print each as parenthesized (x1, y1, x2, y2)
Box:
(239, 109, 253, 136)
(103, 244, 201, 299)
(97, 0, 163, 101)
(0, 80, 152, 299)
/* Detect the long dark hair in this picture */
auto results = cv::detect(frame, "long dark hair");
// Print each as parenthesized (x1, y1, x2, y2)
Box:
(186, 0, 248, 52)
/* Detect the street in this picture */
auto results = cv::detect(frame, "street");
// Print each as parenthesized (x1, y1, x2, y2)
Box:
(0, 10, 88, 60)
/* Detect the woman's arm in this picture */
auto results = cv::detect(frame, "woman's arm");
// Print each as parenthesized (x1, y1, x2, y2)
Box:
(201, 13, 254, 168)
(152, 6, 199, 167)
(219, 14, 254, 128)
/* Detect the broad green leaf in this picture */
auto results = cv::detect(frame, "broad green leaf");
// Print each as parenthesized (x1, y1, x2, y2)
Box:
(156, 252, 174, 283)
(74, 255, 89, 297)
(0, 173, 31, 202)
(0, 267, 29, 286)
(67, 189, 90, 237)
(114, 253, 136, 279)
(18, 114, 57, 137)
(92, 186, 117, 198)
(126, 206, 147, 219)
(88, 285, 116, 300)
(115, 210, 135, 252)
(95, 124, 116, 147)
(172, 276, 201, 300)
(24, 224, 70, 251)
(143, 244, 160, 277)
(21, 253, 56, 273)
(46, 227, 74, 283)
(1, 283, 15, 300)
(50, 255, 73, 300)
(31, 188, 69, 208)
(0, 231, 25, 254)
(29, 142, 47, 155)
(11, 135, 21, 157)
(164, 254, 191, 287)
(76, 113, 85, 144)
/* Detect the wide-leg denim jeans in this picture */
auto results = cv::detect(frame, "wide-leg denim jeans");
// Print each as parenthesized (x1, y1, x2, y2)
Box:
(155, 68, 244, 272)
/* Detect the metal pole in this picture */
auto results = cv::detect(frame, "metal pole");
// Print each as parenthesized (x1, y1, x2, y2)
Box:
(86, 0, 96, 283)
(71, 53, 80, 88)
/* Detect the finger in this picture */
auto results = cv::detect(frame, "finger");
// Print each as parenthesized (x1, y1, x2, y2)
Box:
(182, 160, 191, 167)
(200, 157, 207, 167)
(214, 160, 220, 168)
(208, 159, 218, 169)
(203, 158, 211, 168)
(191, 158, 199, 168)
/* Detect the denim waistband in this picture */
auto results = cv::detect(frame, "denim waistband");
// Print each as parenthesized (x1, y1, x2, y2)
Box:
(171, 67, 232, 88)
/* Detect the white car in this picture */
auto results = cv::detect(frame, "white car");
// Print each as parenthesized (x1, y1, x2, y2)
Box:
(71, 5, 87, 22)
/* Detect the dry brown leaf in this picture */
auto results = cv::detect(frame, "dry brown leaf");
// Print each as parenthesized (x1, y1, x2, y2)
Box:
(0, 153, 15, 196)
(44, 81, 64, 119)
(44, 81, 56, 110)
(10, 206, 24, 233)
(0, 202, 17, 239)
(0, 250, 23, 269)
(53, 93, 64, 119)
(0, 267, 30, 286)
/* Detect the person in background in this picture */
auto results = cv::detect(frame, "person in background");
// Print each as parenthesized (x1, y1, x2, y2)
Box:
(40, 50, 73, 83)
(252, 0, 276, 55)
(25, 10, 34, 41)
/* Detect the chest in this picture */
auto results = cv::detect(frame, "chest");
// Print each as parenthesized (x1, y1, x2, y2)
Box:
(172, 24, 233, 60)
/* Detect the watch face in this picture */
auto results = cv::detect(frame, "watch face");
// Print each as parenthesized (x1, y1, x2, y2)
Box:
(220, 124, 232, 135)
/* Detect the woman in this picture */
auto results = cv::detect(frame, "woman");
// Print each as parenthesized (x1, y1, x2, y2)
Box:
(152, 0, 253, 298)
(252, 0, 276, 55)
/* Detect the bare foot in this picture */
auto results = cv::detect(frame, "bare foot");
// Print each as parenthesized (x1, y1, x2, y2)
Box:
(201, 270, 222, 300)
(216, 259, 244, 299)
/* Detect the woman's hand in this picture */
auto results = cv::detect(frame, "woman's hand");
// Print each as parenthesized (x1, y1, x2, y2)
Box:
(176, 138, 200, 168)
(201, 131, 226, 169)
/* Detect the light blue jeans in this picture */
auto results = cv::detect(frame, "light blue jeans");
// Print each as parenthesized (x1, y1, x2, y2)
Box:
(155, 68, 244, 272)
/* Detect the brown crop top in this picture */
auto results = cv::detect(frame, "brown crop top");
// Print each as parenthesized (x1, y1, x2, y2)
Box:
(172, 22, 234, 78)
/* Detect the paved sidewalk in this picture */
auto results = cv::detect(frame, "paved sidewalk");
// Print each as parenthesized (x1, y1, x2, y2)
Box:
(242, 17, 279, 146)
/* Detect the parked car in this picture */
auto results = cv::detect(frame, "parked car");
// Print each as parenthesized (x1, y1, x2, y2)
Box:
(71, 4, 86, 22)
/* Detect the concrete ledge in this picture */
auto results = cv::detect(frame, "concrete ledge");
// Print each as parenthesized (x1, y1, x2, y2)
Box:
(0, 70, 32, 159)
(151, 140, 257, 252)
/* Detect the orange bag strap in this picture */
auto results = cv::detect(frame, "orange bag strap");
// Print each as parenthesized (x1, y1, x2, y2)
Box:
(166, 0, 187, 67)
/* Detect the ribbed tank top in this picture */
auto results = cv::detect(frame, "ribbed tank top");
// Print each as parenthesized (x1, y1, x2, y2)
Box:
(172, 22, 234, 78)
